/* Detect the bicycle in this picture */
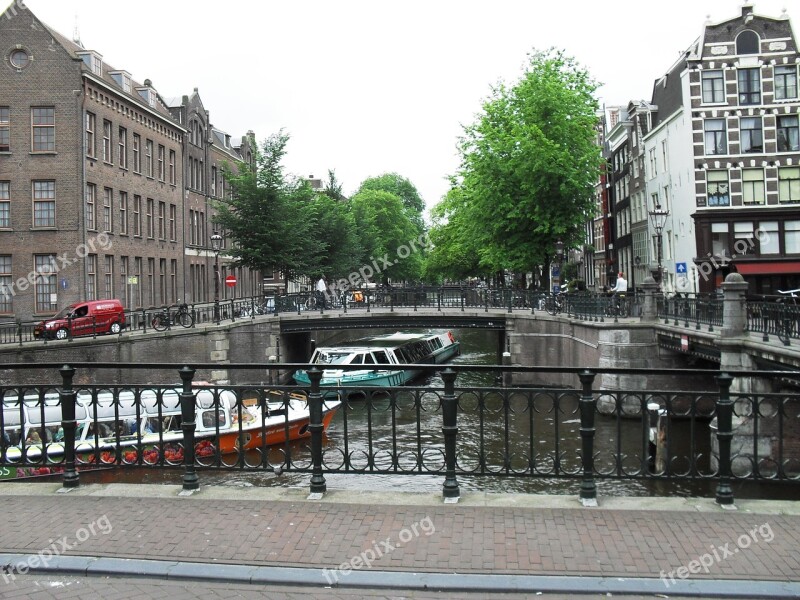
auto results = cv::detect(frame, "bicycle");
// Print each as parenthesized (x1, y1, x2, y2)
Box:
(776, 289, 799, 345)
(152, 302, 194, 331)
(305, 291, 328, 311)
(544, 290, 565, 315)
(606, 293, 629, 318)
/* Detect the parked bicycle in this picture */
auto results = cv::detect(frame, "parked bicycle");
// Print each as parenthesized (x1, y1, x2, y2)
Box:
(544, 289, 566, 316)
(305, 291, 328, 311)
(606, 293, 630, 318)
(151, 302, 194, 331)
(776, 289, 799, 345)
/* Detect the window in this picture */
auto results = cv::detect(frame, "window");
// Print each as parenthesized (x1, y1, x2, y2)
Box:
(707, 170, 730, 206)
(742, 169, 765, 205)
(737, 68, 761, 105)
(170, 260, 177, 302)
(779, 167, 800, 204)
(118, 126, 127, 168)
(84, 183, 96, 230)
(169, 204, 176, 241)
(158, 201, 165, 239)
(147, 258, 155, 306)
(648, 148, 657, 177)
(103, 187, 112, 232)
(120, 256, 128, 307)
(777, 115, 799, 152)
(78, 51, 102, 75)
(704, 119, 727, 155)
(758, 221, 779, 255)
(159, 259, 166, 305)
(145, 139, 153, 177)
(34, 255, 57, 313)
(786, 221, 800, 254)
(9, 49, 29, 69)
(0, 255, 11, 313)
(0, 107, 9, 152)
(104, 256, 113, 299)
(33, 181, 56, 227)
(31, 107, 55, 152)
(775, 66, 798, 101)
(158, 145, 165, 181)
(146, 198, 154, 238)
(134, 257, 142, 307)
(86, 254, 97, 300)
(85, 112, 96, 158)
(102, 120, 112, 163)
(733, 222, 754, 256)
(133, 195, 141, 236)
(119, 191, 128, 235)
(169, 150, 176, 185)
(0, 182, 9, 227)
(132, 134, 141, 173)
(211, 166, 217, 196)
(740, 117, 763, 153)
(711, 223, 730, 257)
(661, 140, 668, 173)
(736, 30, 760, 55)
(702, 70, 725, 103)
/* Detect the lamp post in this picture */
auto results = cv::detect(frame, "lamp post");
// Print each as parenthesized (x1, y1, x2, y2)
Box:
(648, 202, 669, 289)
(211, 231, 222, 323)
(554, 238, 565, 292)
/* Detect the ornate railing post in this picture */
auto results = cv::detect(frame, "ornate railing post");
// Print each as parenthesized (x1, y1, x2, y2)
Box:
(307, 367, 327, 494)
(59, 365, 79, 488)
(441, 367, 460, 499)
(179, 366, 199, 491)
(578, 370, 597, 505)
(715, 372, 735, 506)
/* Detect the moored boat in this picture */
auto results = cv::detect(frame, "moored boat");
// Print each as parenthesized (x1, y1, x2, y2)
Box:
(1, 386, 340, 478)
(293, 331, 460, 388)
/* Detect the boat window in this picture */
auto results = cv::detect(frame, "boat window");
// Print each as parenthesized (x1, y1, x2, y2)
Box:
(201, 409, 226, 428)
(364, 353, 375, 364)
(373, 351, 391, 364)
(316, 352, 352, 365)
(350, 354, 364, 364)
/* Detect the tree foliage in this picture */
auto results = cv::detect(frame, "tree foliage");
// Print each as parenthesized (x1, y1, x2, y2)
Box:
(428, 48, 602, 279)
(357, 173, 426, 234)
(213, 131, 318, 288)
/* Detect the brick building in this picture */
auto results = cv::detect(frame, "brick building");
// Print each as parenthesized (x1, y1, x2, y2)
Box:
(0, 4, 262, 322)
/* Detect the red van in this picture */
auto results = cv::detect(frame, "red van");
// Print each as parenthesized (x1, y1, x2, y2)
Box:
(34, 299, 126, 340)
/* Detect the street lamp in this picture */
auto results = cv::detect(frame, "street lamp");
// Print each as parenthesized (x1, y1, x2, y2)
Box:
(211, 231, 222, 323)
(554, 238, 565, 292)
(648, 202, 669, 289)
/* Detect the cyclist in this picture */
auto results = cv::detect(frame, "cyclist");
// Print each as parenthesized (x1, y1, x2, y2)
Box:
(315, 276, 329, 309)
(610, 272, 628, 315)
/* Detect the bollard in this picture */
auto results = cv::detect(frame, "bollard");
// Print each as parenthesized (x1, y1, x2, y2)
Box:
(59, 365, 80, 488)
(307, 367, 326, 494)
(715, 372, 735, 505)
(441, 367, 460, 499)
(179, 366, 199, 491)
(578, 370, 597, 505)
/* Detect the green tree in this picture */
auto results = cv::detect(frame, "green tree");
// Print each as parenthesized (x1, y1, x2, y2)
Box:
(322, 169, 347, 202)
(348, 189, 424, 284)
(213, 131, 318, 290)
(455, 48, 602, 274)
(357, 173, 426, 233)
(309, 192, 362, 281)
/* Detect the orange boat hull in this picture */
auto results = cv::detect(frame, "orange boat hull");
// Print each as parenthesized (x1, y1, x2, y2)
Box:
(215, 405, 338, 454)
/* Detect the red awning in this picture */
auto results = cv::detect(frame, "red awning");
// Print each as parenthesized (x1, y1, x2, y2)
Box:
(735, 262, 800, 275)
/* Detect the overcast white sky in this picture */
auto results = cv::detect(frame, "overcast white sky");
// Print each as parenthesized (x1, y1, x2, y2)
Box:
(17, 0, 796, 212)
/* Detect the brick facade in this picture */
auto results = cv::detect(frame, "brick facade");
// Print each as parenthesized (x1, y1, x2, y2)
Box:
(0, 4, 263, 322)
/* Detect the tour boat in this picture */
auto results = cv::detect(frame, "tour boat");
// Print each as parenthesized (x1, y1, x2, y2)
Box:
(0, 386, 340, 477)
(293, 331, 461, 388)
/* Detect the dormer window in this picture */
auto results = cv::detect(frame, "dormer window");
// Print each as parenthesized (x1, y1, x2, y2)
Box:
(136, 87, 156, 107)
(109, 71, 132, 94)
(736, 30, 760, 55)
(77, 51, 103, 76)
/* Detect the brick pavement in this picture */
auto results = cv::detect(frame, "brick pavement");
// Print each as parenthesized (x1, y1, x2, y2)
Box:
(0, 482, 798, 597)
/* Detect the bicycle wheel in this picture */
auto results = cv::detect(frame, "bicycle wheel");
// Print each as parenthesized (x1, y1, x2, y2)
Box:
(545, 297, 559, 316)
(177, 311, 194, 328)
(152, 314, 168, 331)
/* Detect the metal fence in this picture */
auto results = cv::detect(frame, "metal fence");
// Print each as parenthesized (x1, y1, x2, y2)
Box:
(2, 362, 797, 505)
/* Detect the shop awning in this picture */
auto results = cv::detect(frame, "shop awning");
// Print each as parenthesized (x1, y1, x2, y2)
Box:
(735, 262, 800, 275)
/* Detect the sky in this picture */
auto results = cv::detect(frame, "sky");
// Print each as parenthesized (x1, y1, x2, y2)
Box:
(14, 0, 796, 213)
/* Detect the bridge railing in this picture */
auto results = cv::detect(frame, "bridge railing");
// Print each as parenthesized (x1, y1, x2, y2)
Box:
(746, 298, 800, 345)
(2, 362, 797, 505)
(658, 293, 723, 332)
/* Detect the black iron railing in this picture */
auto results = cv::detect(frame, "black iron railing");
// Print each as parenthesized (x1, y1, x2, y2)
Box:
(1, 362, 798, 505)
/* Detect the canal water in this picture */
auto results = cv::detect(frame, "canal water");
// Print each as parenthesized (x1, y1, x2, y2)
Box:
(73, 328, 797, 499)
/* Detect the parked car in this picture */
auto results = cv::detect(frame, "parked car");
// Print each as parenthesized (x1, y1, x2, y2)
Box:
(33, 299, 126, 340)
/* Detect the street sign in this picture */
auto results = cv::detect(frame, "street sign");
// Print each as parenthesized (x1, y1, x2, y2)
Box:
(551, 266, 560, 277)
(225, 275, 237, 287)
(127, 276, 139, 285)
(676, 262, 687, 274)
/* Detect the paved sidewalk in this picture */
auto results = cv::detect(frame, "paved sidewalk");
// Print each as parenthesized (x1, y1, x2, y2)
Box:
(0, 482, 799, 598)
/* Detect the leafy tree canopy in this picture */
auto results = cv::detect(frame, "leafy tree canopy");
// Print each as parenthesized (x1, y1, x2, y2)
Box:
(357, 173, 426, 233)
